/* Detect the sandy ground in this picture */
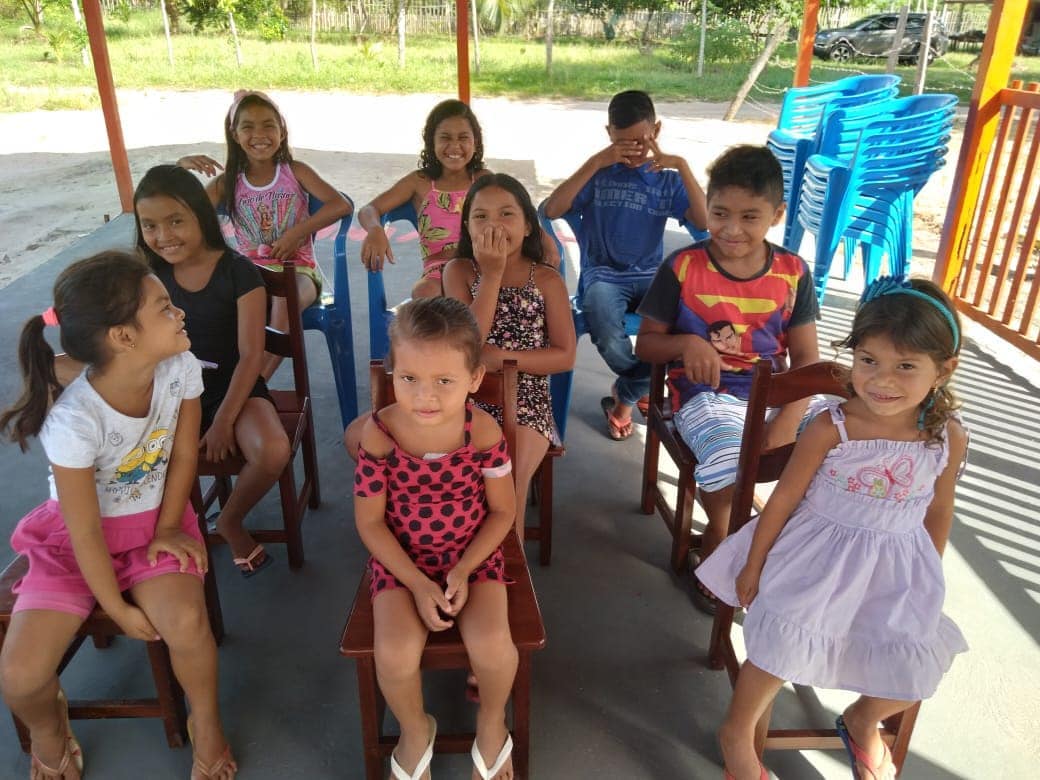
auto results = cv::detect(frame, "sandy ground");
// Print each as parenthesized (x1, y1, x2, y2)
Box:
(0, 89, 955, 288)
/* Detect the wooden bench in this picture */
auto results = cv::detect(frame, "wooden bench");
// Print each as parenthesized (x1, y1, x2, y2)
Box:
(0, 556, 187, 752)
(340, 532, 546, 780)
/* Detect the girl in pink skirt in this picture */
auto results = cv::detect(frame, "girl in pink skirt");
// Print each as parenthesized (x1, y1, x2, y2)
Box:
(0, 252, 235, 779)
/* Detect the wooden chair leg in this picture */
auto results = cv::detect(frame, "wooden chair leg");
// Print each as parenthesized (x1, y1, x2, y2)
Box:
(356, 657, 384, 780)
(303, 416, 321, 509)
(279, 471, 305, 570)
(640, 424, 660, 515)
(512, 652, 531, 780)
(887, 701, 921, 774)
(537, 459, 553, 567)
(670, 473, 695, 574)
(144, 640, 187, 749)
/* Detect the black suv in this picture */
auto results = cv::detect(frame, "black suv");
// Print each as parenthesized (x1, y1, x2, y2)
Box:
(814, 13, 950, 64)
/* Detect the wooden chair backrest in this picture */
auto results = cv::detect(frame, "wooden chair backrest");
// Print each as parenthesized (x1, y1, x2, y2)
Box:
(367, 359, 519, 468)
(258, 260, 311, 402)
(729, 360, 849, 537)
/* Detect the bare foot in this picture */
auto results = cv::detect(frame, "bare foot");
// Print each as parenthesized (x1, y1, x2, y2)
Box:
(718, 722, 762, 780)
(189, 715, 236, 780)
(214, 517, 265, 569)
(390, 714, 434, 780)
(842, 709, 893, 780)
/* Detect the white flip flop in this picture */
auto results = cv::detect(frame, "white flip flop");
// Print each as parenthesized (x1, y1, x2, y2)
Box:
(471, 732, 513, 780)
(390, 714, 437, 780)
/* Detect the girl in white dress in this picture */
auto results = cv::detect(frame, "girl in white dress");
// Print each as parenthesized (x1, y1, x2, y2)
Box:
(696, 277, 969, 780)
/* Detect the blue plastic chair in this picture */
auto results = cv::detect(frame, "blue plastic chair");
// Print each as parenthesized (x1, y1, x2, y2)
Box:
(302, 194, 359, 428)
(538, 202, 709, 440)
(794, 94, 957, 302)
(766, 74, 902, 246)
(366, 201, 419, 362)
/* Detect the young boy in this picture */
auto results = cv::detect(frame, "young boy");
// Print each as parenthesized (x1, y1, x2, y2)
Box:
(635, 145, 819, 612)
(543, 90, 707, 441)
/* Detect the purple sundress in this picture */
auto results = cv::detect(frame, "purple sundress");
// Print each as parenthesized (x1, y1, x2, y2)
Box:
(696, 403, 968, 701)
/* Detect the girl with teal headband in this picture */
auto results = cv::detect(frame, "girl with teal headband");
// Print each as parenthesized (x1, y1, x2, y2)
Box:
(697, 276, 968, 780)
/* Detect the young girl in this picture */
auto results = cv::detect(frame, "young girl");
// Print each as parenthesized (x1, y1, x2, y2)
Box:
(443, 174, 576, 539)
(358, 99, 490, 299)
(135, 164, 291, 578)
(0, 253, 236, 780)
(695, 277, 969, 780)
(177, 89, 352, 379)
(354, 297, 518, 780)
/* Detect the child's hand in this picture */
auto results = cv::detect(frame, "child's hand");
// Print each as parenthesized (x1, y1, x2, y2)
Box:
(681, 335, 723, 389)
(113, 604, 162, 641)
(199, 419, 237, 462)
(444, 567, 471, 616)
(177, 155, 223, 178)
(269, 227, 306, 261)
(147, 529, 208, 574)
(735, 564, 761, 608)
(594, 141, 641, 169)
(361, 227, 395, 271)
(411, 576, 455, 632)
(473, 225, 508, 277)
(645, 137, 684, 173)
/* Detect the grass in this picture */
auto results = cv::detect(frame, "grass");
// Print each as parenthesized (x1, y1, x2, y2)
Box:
(2, 11, 1039, 113)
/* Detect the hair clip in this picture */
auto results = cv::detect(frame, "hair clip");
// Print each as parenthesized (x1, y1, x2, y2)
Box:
(41, 306, 60, 327)
(859, 275, 960, 352)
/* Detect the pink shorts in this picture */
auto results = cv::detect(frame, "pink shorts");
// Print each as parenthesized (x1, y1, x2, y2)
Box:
(11, 500, 204, 618)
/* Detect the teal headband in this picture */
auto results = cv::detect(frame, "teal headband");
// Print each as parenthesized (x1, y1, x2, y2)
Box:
(859, 276, 960, 352)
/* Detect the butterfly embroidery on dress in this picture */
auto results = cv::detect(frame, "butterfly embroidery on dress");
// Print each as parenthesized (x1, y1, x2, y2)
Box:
(857, 455, 914, 499)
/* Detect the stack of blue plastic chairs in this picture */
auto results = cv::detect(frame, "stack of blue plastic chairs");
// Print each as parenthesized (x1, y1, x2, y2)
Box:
(794, 93, 958, 303)
(767, 74, 902, 247)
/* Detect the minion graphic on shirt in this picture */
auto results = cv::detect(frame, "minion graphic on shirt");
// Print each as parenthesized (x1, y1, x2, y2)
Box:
(112, 428, 170, 484)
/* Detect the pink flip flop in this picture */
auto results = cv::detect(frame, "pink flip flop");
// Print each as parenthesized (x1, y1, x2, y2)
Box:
(836, 715, 895, 780)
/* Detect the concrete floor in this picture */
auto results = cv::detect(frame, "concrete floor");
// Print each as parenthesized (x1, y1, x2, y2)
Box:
(0, 199, 1037, 779)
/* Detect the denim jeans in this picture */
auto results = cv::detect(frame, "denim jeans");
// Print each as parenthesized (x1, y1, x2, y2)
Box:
(581, 278, 652, 406)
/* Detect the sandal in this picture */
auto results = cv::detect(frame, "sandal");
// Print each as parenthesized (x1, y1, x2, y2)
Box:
(390, 714, 436, 780)
(32, 688, 84, 779)
(600, 396, 633, 441)
(471, 732, 513, 780)
(836, 715, 895, 780)
(233, 545, 273, 579)
(687, 552, 719, 616)
(187, 716, 237, 780)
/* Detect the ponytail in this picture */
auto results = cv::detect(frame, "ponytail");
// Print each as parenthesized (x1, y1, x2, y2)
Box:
(0, 315, 62, 451)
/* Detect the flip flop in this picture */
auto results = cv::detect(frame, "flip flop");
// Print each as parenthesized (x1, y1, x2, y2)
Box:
(724, 765, 768, 779)
(836, 715, 895, 780)
(391, 714, 436, 780)
(233, 545, 273, 578)
(687, 551, 719, 616)
(600, 396, 633, 441)
(471, 732, 513, 780)
(187, 716, 238, 780)
(56, 688, 84, 773)
(30, 691, 83, 780)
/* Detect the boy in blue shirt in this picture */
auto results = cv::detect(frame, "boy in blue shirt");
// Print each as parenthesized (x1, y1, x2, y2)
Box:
(544, 90, 707, 440)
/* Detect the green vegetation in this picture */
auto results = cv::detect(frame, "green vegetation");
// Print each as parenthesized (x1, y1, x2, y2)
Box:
(1, 9, 1038, 113)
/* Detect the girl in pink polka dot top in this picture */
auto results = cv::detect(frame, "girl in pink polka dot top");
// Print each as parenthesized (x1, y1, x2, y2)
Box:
(353, 296, 518, 780)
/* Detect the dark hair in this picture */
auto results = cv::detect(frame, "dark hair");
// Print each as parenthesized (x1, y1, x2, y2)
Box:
(222, 93, 293, 223)
(388, 297, 483, 373)
(608, 90, 656, 129)
(834, 277, 961, 445)
(1, 252, 152, 450)
(134, 164, 227, 271)
(418, 99, 485, 180)
(709, 320, 735, 336)
(456, 174, 544, 263)
(706, 145, 784, 207)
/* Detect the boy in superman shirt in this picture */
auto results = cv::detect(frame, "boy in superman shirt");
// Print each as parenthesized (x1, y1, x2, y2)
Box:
(635, 145, 819, 612)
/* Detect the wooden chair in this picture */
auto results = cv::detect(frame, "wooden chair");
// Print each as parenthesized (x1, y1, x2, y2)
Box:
(706, 361, 921, 773)
(193, 260, 320, 571)
(640, 361, 702, 574)
(340, 360, 547, 780)
(0, 557, 188, 752)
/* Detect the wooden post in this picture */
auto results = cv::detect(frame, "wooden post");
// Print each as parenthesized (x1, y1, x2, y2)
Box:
(913, 11, 934, 94)
(793, 0, 820, 87)
(82, 0, 133, 213)
(933, 0, 1029, 290)
(456, 0, 470, 103)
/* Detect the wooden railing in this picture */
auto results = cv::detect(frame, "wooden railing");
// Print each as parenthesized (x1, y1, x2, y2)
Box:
(948, 81, 1040, 359)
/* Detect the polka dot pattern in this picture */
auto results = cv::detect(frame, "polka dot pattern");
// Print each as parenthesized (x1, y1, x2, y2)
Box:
(355, 404, 512, 599)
